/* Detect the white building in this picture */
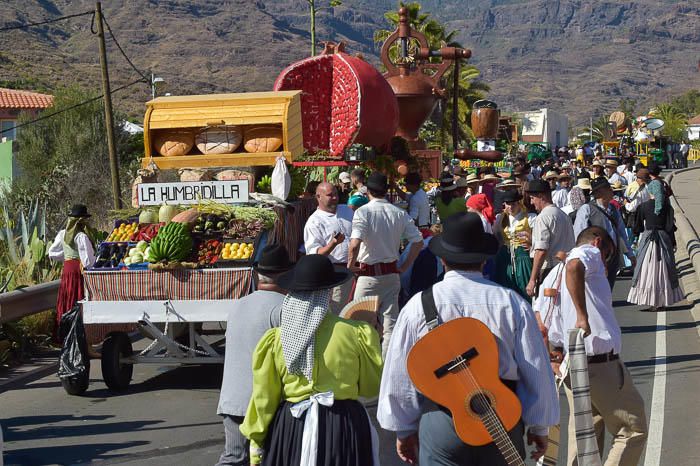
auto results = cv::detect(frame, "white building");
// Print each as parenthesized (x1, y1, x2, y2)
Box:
(687, 114, 700, 141)
(515, 108, 569, 147)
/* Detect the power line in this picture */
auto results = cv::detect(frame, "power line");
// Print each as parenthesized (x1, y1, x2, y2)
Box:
(0, 11, 94, 33)
(0, 78, 145, 136)
(101, 15, 150, 82)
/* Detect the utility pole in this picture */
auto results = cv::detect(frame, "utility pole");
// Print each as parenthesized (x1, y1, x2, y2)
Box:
(95, 1, 122, 209)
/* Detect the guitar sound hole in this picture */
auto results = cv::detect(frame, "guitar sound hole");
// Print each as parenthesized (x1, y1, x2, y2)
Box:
(469, 392, 492, 415)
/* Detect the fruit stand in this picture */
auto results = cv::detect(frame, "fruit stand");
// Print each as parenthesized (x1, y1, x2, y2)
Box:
(67, 92, 313, 396)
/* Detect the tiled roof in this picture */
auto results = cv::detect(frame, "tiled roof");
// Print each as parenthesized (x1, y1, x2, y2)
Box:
(0, 88, 54, 110)
(688, 114, 700, 125)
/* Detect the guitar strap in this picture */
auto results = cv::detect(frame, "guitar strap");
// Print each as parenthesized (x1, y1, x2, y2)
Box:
(420, 286, 440, 330)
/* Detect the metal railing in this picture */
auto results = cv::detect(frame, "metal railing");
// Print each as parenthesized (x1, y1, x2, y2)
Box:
(689, 148, 700, 164)
(0, 280, 60, 324)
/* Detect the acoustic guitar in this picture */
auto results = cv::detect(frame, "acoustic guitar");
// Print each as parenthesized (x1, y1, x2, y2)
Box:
(407, 317, 525, 466)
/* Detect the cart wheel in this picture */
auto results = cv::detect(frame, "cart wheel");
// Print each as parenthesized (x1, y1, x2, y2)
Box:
(61, 361, 90, 396)
(101, 332, 133, 391)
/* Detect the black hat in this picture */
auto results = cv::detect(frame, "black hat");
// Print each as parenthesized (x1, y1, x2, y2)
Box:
(405, 172, 422, 185)
(276, 254, 352, 292)
(429, 212, 499, 265)
(524, 179, 551, 194)
(500, 190, 523, 203)
(253, 244, 294, 274)
(590, 177, 612, 194)
(366, 172, 388, 192)
(68, 204, 91, 218)
(453, 166, 469, 177)
(647, 161, 662, 177)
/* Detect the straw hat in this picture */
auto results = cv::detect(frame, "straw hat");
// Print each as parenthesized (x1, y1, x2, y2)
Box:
(497, 179, 519, 189)
(591, 160, 603, 167)
(576, 178, 592, 190)
(604, 158, 619, 167)
(611, 180, 625, 192)
(482, 174, 500, 183)
(466, 173, 481, 185)
(543, 170, 559, 180)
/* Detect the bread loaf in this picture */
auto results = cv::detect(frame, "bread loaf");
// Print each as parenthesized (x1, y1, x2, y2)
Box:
(153, 129, 195, 156)
(195, 126, 243, 154)
(244, 126, 283, 153)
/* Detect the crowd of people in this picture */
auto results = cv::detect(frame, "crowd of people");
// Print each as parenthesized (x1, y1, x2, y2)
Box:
(210, 151, 683, 465)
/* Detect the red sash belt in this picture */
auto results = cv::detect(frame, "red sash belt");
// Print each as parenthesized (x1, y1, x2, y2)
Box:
(358, 261, 398, 276)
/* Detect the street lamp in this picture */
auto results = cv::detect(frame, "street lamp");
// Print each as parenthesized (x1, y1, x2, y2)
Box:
(151, 73, 165, 100)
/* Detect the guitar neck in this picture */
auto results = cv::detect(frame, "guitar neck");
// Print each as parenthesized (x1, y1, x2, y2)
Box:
(481, 411, 526, 466)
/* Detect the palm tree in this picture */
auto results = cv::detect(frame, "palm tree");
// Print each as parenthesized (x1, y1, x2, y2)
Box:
(374, 2, 489, 149)
(650, 103, 688, 142)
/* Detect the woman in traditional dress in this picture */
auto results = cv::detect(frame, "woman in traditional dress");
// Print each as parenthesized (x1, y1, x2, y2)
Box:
(627, 181, 682, 311)
(435, 177, 468, 222)
(240, 254, 383, 466)
(48, 204, 96, 342)
(493, 190, 536, 300)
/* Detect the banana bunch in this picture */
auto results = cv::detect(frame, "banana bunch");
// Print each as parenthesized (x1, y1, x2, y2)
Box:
(148, 222, 193, 263)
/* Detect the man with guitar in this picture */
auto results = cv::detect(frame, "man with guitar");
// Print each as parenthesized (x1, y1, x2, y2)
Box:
(378, 212, 559, 465)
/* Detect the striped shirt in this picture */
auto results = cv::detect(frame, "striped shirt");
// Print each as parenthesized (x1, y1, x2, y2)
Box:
(377, 270, 560, 437)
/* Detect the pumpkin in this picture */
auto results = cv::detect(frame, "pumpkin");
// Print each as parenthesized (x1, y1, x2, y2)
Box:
(195, 126, 243, 154)
(244, 126, 283, 153)
(153, 129, 195, 156)
(171, 208, 200, 225)
(159, 204, 180, 224)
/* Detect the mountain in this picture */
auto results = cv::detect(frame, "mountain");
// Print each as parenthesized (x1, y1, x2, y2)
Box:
(1, 0, 698, 131)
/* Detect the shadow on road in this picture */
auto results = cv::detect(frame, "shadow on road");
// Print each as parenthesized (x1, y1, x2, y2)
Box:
(622, 321, 700, 334)
(86, 364, 223, 398)
(626, 353, 700, 368)
(3, 441, 150, 466)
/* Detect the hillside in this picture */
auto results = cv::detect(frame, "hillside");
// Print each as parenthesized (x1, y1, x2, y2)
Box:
(1, 0, 698, 128)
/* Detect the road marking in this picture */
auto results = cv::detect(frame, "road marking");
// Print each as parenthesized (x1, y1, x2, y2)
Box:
(643, 309, 666, 466)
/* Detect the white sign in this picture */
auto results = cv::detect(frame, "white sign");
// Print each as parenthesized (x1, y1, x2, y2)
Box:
(137, 180, 249, 206)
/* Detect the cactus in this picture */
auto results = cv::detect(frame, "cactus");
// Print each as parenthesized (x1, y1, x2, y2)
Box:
(0, 200, 61, 292)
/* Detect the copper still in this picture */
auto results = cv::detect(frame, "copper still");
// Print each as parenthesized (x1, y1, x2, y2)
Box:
(380, 7, 469, 150)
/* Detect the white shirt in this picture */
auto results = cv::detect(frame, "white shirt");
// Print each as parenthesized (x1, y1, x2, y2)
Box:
(624, 184, 650, 213)
(551, 244, 622, 355)
(552, 187, 570, 208)
(532, 263, 565, 338)
(303, 206, 353, 264)
(531, 205, 576, 269)
(351, 198, 423, 265)
(48, 230, 96, 268)
(377, 270, 560, 437)
(606, 171, 626, 186)
(621, 169, 636, 186)
(407, 189, 430, 226)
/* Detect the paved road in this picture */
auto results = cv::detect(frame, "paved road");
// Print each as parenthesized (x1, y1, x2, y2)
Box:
(3, 187, 700, 464)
